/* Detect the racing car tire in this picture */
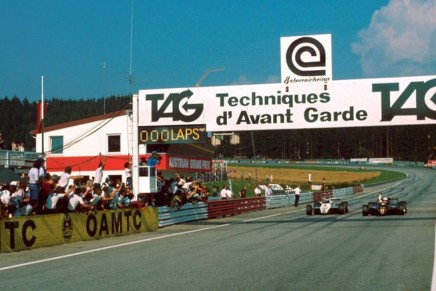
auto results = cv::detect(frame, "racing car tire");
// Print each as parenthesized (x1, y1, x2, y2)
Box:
(339, 203, 346, 214)
(306, 205, 313, 215)
(400, 201, 407, 213)
(362, 205, 369, 216)
(343, 202, 349, 213)
(398, 203, 405, 215)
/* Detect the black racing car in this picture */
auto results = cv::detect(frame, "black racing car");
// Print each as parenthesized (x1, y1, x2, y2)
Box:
(362, 197, 407, 216)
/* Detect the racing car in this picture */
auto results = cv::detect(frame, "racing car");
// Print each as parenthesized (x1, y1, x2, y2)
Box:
(306, 198, 349, 215)
(362, 197, 407, 216)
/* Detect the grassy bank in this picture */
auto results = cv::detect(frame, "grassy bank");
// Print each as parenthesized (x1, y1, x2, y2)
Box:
(205, 164, 406, 198)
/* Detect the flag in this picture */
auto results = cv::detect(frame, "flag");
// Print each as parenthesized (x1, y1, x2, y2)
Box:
(36, 102, 48, 134)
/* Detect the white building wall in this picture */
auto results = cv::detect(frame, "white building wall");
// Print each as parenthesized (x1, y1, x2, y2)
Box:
(36, 113, 131, 157)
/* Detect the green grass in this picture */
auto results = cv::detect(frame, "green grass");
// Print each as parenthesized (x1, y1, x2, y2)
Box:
(205, 165, 407, 198)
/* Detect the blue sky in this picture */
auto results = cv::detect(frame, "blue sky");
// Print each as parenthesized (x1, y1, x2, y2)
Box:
(1, 0, 436, 101)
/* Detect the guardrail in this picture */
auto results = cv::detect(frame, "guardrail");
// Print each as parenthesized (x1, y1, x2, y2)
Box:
(157, 185, 365, 227)
(0, 150, 41, 168)
(266, 192, 313, 209)
(158, 202, 208, 227)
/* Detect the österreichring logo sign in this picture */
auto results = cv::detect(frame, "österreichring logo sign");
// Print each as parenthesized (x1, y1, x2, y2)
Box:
(281, 34, 332, 85)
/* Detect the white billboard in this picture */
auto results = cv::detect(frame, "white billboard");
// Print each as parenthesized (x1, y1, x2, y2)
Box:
(280, 34, 332, 85)
(138, 74, 436, 131)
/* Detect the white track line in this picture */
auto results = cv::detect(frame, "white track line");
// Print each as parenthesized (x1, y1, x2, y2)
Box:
(0, 208, 301, 272)
(432, 223, 436, 291)
(0, 223, 229, 272)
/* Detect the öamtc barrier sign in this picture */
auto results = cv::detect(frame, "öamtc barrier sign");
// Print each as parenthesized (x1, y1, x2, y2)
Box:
(0, 208, 158, 253)
(138, 74, 436, 131)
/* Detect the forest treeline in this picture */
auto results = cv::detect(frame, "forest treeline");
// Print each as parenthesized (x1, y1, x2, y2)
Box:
(0, 95, 435, 162)
(0, 95, 131, 151)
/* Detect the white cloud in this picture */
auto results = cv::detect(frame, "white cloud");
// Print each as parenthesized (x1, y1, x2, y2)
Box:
(230, 75, 252, 85)
(352, 0, 436, 77)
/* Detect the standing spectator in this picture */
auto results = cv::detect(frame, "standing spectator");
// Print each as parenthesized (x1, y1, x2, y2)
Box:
(18, 143, 25, 151)
(0, 133, 4, 149)
(39, 173, 53, 213)
(58, 166, 72, 192)
(240, 171, 244, 181)
(254, 185, 262, 197)
(294, 185, 301, 207)
(28, 159, 43, 214)
(248, 171, 252, 181)
(93, 158, 106, 191)
(11, 141, 17, 151)
(220, 185, 230, 200)
(226, 185, 233, 199)
(37, 157, 46, 178)
(265, 175, 270, 185)
(124, 162, 132, 187)
(147, 151, 161, 167)
(308, 172, 312, 184)
(270, 174, 273, 183)
(321, 177, 326, 191)
(239, 185, 247, 198)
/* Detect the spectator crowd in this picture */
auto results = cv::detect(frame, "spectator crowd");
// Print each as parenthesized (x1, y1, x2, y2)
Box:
(0, 154, 272, 219)
(0, 133, 25, 151)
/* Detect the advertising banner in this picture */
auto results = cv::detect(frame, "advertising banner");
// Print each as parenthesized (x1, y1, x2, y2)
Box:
(0, 208, 158, 253)
(138, 74, 436, 131)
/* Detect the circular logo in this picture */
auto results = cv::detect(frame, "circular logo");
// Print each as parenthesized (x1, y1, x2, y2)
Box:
(61, 213, 74, 242)
(286, 37, 326, 77)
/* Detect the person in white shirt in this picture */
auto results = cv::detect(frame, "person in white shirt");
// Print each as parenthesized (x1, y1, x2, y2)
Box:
(46, 185, 74, 213)
(67, 185, 94, 212)
(58, 166, 72, 191)
(294, 185, 301, 207)
(254, 186, 262, 197)
(28, 159, 43, 213)
(220, 185, 232, 199)
(124, 162, 132, 187)
(93, 158, 106, 190)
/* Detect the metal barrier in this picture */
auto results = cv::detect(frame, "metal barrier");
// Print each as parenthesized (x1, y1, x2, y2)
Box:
(157, 185, 365, 227)
(158, 202, 209, 227)
(207, 197, 266, 219)
(266, 192, 313, 209)
(0, 150, 40, 168)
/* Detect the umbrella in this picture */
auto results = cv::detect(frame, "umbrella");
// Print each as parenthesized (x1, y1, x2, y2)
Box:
(0, 167, 23, 184)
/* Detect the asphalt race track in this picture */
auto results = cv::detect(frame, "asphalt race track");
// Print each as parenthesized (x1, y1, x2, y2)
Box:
(1, 166, 436, 291)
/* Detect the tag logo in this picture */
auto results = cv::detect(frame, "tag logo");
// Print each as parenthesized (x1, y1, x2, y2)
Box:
(373, 79, 436, 121)
(146, 89, 203, 122)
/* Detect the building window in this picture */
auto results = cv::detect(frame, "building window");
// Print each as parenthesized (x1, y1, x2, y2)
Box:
(108, 135, 121, 153)
(51, 136, 64, 154)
